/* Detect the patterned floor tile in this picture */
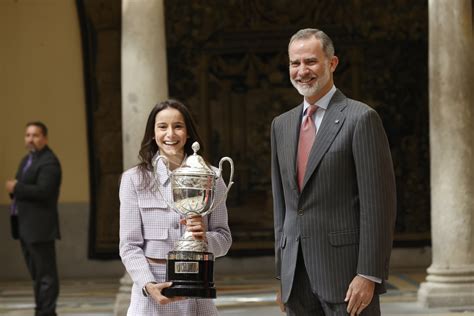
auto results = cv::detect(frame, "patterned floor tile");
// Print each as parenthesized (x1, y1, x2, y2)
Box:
(1, 271, 473, 315)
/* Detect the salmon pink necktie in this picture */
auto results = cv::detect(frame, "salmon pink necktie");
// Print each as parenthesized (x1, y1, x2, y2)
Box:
(297, 105, 317, 191)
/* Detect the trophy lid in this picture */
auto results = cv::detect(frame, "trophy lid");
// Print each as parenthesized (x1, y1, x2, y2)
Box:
(173, 142, 215, 177)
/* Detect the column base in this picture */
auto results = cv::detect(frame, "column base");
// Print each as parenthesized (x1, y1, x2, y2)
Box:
(418, 281, 474, 308)
(113, 272, 132, 316)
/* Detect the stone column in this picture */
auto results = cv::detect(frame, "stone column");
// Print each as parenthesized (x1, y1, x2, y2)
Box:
(418, 0, 474, 308)
(114, 0, 168, 315)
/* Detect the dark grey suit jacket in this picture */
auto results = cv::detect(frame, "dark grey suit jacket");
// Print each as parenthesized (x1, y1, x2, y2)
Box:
(11, 146, 62, 243)
(271, 90, 396, 303)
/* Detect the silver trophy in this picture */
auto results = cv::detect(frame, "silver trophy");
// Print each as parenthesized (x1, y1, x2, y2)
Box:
(154, 142, 234, 298)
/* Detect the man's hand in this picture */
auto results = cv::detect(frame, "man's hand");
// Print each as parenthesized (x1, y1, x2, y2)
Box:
(276, 287, 285, 312)
(5, 180, 17, 194)
(180, 215, 207, 241)
(345, 275, 375, 315)
(146, 282, 185, 305)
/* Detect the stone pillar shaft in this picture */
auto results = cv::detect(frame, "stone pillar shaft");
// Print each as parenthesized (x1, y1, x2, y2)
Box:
(115, 1, 168, 315)
(121, 0, 168, 169)
(418, 0, 474, 308)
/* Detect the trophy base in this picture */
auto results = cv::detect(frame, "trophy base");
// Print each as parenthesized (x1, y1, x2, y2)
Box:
(161, 283, 216, 298)
(162, 251, 216, 299)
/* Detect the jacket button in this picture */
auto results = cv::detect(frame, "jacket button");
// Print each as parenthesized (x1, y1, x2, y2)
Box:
(174, 223, 179, 229)
(298, 209, 304, 216)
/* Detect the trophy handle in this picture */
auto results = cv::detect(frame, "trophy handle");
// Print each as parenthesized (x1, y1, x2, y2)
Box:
(218, 157, 234, 191)
(153, 155, 176, 211)
(209, 157, 234, 211)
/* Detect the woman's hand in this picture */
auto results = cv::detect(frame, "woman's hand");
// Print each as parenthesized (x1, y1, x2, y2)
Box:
(180, 215, 207, 241)
(146, 282, 185, 305)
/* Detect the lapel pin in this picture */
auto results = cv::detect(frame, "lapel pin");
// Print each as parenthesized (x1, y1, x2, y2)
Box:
(335, 120, 340, 124)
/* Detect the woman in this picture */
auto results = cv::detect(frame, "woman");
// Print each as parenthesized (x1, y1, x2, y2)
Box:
(119, 99, 232, 315)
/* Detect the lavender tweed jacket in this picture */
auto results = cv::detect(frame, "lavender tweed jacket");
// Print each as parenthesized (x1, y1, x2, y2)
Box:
(119, 160, 232, 292)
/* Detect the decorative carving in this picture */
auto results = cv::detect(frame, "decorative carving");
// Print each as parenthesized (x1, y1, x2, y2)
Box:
(165, 0, 430, 253)
(79, 0, 430, 257)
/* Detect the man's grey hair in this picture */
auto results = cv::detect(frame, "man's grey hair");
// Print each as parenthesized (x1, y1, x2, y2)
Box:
(288, 28, 335, 58)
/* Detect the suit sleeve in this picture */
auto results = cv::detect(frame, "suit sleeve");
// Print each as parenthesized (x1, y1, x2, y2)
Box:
(14, 160, 61, 201)
(119, 171, 156, 291)
(11, 157, 26, 200)
(206, 176, 232, 257)
(271, 119, 285, 280)
(352, 109, 397, 280)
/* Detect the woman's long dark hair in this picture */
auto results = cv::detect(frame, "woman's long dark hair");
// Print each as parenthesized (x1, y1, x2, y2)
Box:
(136, 99, 204, 189)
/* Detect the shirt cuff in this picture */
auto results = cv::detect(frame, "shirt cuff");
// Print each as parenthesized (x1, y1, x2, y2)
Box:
(358, 274, 382, 284)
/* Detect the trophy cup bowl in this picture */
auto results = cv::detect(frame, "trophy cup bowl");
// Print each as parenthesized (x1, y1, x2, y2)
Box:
(155, 142, 234, 298)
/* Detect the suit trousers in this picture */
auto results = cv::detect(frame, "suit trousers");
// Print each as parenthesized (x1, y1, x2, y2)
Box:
(20, 240, 59, 316)
(286, 246, 380, 316)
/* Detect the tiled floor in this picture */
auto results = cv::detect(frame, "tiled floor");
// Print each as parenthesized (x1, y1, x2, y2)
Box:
(0, 271, 473, 315)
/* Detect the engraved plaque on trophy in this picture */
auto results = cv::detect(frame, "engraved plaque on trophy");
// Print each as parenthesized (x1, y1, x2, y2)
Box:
(154, 142, 234, 298)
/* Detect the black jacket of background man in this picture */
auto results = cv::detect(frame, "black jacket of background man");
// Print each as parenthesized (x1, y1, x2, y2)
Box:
(11, 145, 62, 242)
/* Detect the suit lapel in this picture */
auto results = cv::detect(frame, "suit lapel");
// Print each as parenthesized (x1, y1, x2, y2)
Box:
(287, 104, 304, 191)
(302, 90, 347, 190)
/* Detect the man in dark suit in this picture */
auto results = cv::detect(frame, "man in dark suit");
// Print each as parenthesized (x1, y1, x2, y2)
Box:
(271, 28, 396, 316)
(5, 121, 62, 316)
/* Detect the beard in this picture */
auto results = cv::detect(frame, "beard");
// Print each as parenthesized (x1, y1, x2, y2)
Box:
(290, 65, 331, 98)
(25, 143, 37, 152)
